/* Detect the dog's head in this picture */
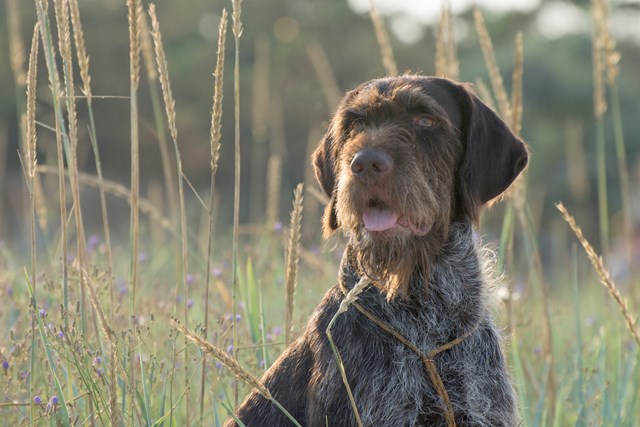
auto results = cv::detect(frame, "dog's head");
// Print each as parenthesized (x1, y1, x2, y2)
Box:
(313, 75, 528, 297)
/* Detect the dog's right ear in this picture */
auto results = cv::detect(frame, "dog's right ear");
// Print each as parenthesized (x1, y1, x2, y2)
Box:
(312, 129, 339, 238)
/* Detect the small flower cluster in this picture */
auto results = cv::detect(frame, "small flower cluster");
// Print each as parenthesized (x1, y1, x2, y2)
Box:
(33, 395, 59, 415)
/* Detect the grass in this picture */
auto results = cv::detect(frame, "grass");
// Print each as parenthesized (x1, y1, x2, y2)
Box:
(1, 1, 639, 426)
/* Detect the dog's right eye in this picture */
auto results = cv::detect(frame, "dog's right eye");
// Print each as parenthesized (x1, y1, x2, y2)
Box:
(413, 114, 437, 129)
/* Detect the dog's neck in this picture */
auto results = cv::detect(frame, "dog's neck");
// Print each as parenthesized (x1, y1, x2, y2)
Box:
(340, 222, 484, 303)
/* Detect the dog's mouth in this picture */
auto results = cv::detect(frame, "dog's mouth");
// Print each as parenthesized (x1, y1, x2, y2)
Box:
(361, 199, 430, 236)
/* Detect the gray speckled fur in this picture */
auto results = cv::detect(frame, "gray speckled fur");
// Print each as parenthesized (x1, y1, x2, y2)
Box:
(227, 223, 519, 426)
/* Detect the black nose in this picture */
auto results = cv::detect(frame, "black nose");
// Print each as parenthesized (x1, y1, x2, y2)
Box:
(350, 149, 393, 181)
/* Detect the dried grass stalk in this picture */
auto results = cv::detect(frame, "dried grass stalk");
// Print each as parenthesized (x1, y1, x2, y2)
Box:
(25, 22, 40, 181)
(435, 1, 458, 80)
(510, 32, 523, 136)
(149, 3, 177, 141)
(200, 9, 228, 421)
(369, 0, 397, 76)
(306, 41, 342, 113)
(171, 318, 272, 399)
(473, 8, 511, 123)
(128, 0, 142, 88)
(232, 0, 243, 39)
(591, 0, 607, 119)
(474, 78, 495, 111)
(68, 0, 91, 99)
(139, 11, 158, 82)
(7, 0, 27, 86)
(556, 203, 640, 346)
(266, 154, 282, 228)
(210, 11, 227, 176)
(285, 183, 304, 345)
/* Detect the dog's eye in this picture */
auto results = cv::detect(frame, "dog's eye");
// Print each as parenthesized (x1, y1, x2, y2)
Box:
(413, 115, 437, 128)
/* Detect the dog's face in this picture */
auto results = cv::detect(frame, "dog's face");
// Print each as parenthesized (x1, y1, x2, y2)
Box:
(313, 75, 528, 298)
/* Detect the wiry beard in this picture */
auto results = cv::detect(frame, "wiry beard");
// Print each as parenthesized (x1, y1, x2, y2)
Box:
(347, 225, 447, 300)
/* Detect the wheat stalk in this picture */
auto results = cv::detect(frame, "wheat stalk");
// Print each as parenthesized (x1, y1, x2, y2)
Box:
(148, 4, 192, 421)
(435, 1, 458, 80)
(26, 23, 40, 183)
(231, 0, 244, 407)
(369, 0, 397, 76)
(306, 41, 342, 113)
(285, 183, 304, 345)
(266, 154, 282, 228)
(556, 203, 640, 346)
(7, 0, 27, 86)
(200, 8, 228, 423)
(473, 8, 511, 123)
(69, 0, 115, 340)
(510, 32, 523, 137)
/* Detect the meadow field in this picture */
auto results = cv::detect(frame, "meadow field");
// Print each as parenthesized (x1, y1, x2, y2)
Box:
(0, 0, 639, 425)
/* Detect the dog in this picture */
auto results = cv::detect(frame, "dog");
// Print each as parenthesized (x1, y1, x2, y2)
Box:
(226, 75, 528, 426)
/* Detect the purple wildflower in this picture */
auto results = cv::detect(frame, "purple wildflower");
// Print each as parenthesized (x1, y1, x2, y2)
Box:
(187, 274, 194, 285)
(212, 267, 222, 277)
(235, 314, 241, 322)
(34, 396, 42, 405)
(273, 221, 283, 232)
(2, 360, 8, 371)
(138, 252, 148, 263)
(187, 299, 194, 309)
(50, 396, 59, 406)
(57, 331, 64, 339)
(272, 326, 282, 337)
(227, 345, 234, 354)
(259, 359, 266, 369)
(87, 235, 100, 253)
(39, 309, 46, 318)
(95, 356, 101, 365)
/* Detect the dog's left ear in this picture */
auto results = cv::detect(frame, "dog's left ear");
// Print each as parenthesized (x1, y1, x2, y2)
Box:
(312, 129, 339, 238)
(454, 85, 528, 222)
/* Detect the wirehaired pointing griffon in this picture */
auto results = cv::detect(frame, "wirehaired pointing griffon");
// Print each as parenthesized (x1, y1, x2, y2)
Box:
(226, 75, 528, 426)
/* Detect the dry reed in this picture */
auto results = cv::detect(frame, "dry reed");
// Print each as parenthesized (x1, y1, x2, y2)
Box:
(249, 36, 270, 222)
(285, 183, 304, 345)
(326, 277, 370, 427)
(148, 3, 192, 422)
(368, 0, 397, 76)
(24, 22, 40, 425)
(266, 154, 282, 228)
(69, 0, 115, 338)
(474, 78, 495, 111)
(200, 8, 228, 423)
(306, 41, 342, 113)
(556, 203, 640, 346)
(127, 1, 142, 422)
(231, 0, 244, 407)
(435, 1, 458, 80)
(510, 32, 523, 136)
(25, 23, 39, 184)
(172, 318, 272, 399)
(473, 8, 511, 123)
(7, 0, 27, 86)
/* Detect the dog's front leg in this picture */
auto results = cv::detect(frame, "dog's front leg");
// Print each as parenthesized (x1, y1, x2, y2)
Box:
(225, 338, 313, 427)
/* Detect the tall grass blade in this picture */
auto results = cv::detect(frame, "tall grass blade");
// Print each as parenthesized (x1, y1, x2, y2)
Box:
(557, 203, 640, 346)
(231, 0, 244, 407)
(368, 0, 397, 76)
(201, 9, 228, 424)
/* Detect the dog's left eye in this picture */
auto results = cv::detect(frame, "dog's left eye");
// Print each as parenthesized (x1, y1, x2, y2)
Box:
(413, 115, 437, 128)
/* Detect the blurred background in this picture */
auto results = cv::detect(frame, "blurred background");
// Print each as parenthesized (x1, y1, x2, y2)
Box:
(1, 0, 640, 264)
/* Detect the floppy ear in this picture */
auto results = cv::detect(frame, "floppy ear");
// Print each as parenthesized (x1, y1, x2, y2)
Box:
(312, 130, 339, 238)
(455, 88, 529, 222)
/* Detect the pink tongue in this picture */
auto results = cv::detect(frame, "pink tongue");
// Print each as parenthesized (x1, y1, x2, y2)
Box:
(363, 208, 398, 231)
